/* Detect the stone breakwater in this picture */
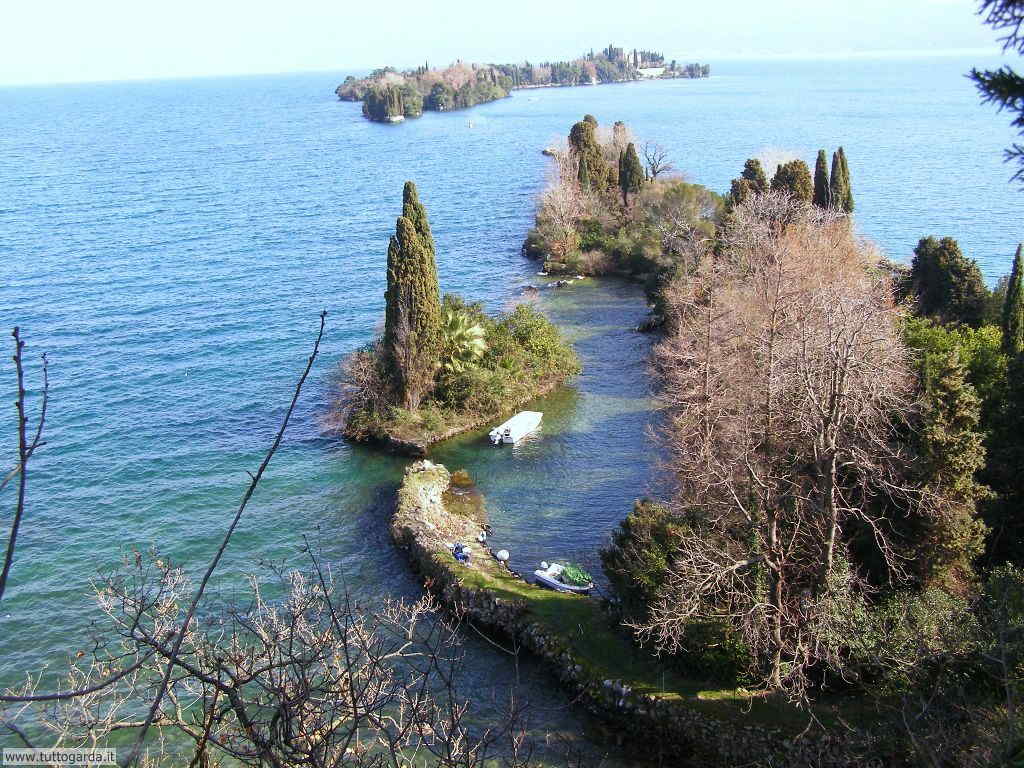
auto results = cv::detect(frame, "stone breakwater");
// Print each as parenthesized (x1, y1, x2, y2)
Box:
(390, 460, 903, 767)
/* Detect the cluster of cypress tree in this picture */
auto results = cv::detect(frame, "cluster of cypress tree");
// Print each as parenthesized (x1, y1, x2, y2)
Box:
(383, 182, 442, 410)
(726, 148, 853, 212)
(827, 147, 854, 212)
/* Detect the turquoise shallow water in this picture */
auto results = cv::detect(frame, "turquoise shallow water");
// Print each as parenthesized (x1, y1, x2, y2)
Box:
(0, 55, 1021, 755)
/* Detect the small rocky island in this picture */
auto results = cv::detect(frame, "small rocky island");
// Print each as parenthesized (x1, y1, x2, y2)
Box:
(337, 45, 710, 122)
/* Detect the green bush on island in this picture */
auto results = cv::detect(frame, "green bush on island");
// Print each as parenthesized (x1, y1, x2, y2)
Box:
(335, 183, 579, 447)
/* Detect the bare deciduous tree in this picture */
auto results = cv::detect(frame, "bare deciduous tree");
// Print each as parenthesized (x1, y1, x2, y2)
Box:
(536, 152, 585, 260)
(327, 340, 392, 436)
(637, 192, 919, 700)
(641, 142, 674, 180)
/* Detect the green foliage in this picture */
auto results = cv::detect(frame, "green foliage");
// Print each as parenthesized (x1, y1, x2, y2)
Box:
(813, 149, 831, 208)
(561, 563, 592, 586)
(917, 351, 990, 587)
(362, 84, 406, 121)
(618, 142, 645, 206)
(727, 159, 767, 209)
(569, 117, 611, 191)
(817, 575, 978, 694)
(485, 304, 580, 381)
(399, 83, 423, 117)
(903, 317, 996, 586)
(601, 500, 683, 619)
(440, 297, 487, 374)
(425, 82, 455, 111)
(740, 158, 768, 193)
(600, 499, 753, 684)
(910, 236, 989, 328)
(829, 147, 854, 213)
(577, 153, 592, 191)
(838, 147, 854, 212)
(985, 355, 1024, 567)
(903, 316, 1009, 420)
(727, 177, 753, 208)
(383, 182, 442, 410)
(1003, 244, 1024, 356)
(769, 159, 813, 202)
(970, 2, 1024, 184)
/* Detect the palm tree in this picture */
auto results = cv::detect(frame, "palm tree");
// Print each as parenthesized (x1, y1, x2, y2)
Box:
(441, 308, 486, 373)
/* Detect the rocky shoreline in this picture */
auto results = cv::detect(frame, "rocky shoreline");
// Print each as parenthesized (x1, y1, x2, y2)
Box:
(391, 460, 899, 767)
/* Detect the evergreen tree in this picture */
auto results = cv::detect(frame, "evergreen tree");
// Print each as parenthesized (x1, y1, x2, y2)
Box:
(401, 180, 436, 260)
(813, 149, 831, 208)
(911, 236, 989, 328)
(770, 159, 813, 203)
(578, 153, 592, 191)
(915, 350, 989, 587)
(1003, 243, 1024, 356)
(569, 117, 609, 190)
(383, 182, 442, 411)
(986, 354, 1024, 566)
(728, 177, 753, 209)
(838, 147, 854, 212)
(829, 150, 846, 210)
(741, 158, 768, 193)
(618, 142, 644, 206)
(970, 0, 1024, 184)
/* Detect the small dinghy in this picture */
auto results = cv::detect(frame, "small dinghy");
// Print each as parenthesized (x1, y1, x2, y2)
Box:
(533, 561, 594, 594)
(489, 411, 542, 445)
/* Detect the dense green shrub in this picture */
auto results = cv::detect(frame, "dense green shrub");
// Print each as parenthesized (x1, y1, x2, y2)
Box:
(601, 500, 681, 619)
(600, 501, 753, 682)
(910, 236, 989, 328)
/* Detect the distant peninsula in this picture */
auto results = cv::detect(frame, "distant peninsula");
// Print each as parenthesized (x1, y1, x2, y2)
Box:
(336, 44, 711, 123)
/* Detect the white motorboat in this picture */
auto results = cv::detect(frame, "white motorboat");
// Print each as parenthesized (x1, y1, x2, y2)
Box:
(532, 562, 593, 594)
(489, 411, 542, 445)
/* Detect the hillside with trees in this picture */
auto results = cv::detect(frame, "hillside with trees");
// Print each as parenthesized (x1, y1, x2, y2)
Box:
(337, 45, 710, 122)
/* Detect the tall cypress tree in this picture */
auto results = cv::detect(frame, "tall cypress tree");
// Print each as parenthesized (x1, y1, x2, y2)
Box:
(838, 147, 854, 213)
(578, 153, 592, 191)
(383, 182, 442, 411)
(829, 150, 846, 210)
(813, 149, 831, 208)
(1003, 243, 1024, 356)
(618, 142, 644, 206)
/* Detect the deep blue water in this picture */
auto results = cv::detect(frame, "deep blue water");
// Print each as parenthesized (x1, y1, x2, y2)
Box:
(0, 55, 1020, 755)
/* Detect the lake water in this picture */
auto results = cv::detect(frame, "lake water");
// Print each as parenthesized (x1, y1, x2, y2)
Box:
(0, 54, 1020, 758)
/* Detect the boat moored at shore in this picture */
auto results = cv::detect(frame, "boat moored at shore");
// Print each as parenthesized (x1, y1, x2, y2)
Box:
(489, 411, 543, 445)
